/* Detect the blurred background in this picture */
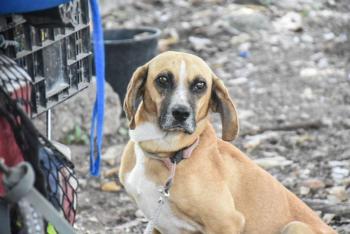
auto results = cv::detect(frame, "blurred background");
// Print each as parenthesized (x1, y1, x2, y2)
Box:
(33, 0, 350, 233)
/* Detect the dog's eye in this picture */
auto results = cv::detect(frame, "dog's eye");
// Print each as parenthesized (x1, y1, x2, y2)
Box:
(192, 81, 206, 92)
(156, 76, 170, 88)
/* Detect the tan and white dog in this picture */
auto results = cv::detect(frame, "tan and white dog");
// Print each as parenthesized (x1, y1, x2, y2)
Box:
(119, 51, 336, 234)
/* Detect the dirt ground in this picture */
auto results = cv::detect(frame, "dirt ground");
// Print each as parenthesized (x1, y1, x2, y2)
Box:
(67, 0, 350, 233)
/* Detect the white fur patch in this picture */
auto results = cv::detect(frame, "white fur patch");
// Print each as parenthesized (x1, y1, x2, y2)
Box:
(179, 60, 186, 85)
(124, 144, 202, 234)
(129, 122, 166, 142)
(174, 60, 187, 104)
(129, 121, 183, 150)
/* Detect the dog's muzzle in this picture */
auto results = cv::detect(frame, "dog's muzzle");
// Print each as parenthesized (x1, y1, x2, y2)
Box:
(160, 104, 196, 134)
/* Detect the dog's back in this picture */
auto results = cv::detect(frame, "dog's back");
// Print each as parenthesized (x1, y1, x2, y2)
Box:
(217, 137, 335, 234)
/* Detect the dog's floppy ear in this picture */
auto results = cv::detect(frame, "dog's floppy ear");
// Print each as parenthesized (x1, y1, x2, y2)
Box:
(124, 64, 148, 129)
(211, 74, 239, 141)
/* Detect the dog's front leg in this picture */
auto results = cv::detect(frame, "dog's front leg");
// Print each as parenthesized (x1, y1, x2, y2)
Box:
(202, 210, 245, 234)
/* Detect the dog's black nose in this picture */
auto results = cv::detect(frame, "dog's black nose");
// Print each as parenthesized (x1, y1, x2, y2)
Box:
(172, 105, 190, 122)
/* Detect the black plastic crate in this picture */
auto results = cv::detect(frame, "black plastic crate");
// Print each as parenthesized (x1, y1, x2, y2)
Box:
(0, 0, 92, 117)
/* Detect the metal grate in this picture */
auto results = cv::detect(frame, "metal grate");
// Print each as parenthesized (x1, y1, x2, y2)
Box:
(0, 0, 92, 117)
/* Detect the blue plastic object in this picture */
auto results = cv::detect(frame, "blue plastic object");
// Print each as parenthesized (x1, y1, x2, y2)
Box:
(0, 0, 71, 14)
(89, 0, 105, 176)
(239, 51, 249, 58)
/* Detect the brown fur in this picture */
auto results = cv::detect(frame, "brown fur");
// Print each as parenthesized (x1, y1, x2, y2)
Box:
(119, 51, 336, 234)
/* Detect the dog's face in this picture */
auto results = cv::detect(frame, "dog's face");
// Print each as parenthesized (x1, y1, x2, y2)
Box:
(124, 51, 239, 141)
(145, 53, 213, 134)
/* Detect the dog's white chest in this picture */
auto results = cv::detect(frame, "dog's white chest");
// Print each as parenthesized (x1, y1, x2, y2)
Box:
(124, 143, 199, 234)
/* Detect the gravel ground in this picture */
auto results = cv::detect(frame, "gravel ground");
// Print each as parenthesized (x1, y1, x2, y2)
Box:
(67, 0, 350, 233)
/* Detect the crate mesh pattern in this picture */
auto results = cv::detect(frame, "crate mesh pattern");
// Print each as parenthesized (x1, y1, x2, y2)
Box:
(38, 134, 78, 224)
(0, 0, 91, 117)
(0, 86, 78, 227)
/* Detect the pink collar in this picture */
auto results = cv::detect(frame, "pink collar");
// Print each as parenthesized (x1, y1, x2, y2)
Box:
(160, 138, 199, 170)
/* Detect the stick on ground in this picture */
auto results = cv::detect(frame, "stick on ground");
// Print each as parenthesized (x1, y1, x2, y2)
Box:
(240, 120, 323, 137)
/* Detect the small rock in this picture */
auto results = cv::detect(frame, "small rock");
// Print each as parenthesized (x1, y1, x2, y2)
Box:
(188, 36, 212, 51)
(270, 0, 304, 10)
(135, 209, 145, 218)
(282, 177, 297, 188)
(301, 88, 314, 100)
(300, 67, 318, 77)
(302, 178, 325, 190)
(103, 167, 119, 178)
(300, 168, 311, 178)
(310, 52, 324, 61)
(327, 0, 336, 6)
(254, 156, 293, 169)
(300, 113, 310, 119)
(335, 33, 347, 43)
(230, 33, 251, 45)
(243, 134, 267, 150)
(244, 132, 279, 150)
(321, 117, 333, 127)
(341, 178, 350, 187)
(271, 46, 279, 53)
(227, 77, 248, 86)
(299, 186, 310, 195)
(329, 161, 349, 167)
(225, 6, 270, 32)
(215, 69, 231, 79)
(323, 32, 335, 41)
(322, 213, 335, 224)
(301, 34, 314, 43)
(241, 121, 260, 133)
(269, 34, 280, 45)
(158, 28, 179, 52)
(78, 178, 87, 188)
(317, 58, 328, 68)
(118, 126, 129, 136)
(210, 19, 239, 35)
(331, 167, 349, 180)
(238, 109, 255, 120)
(181, 21, 191, 30)
(88, 178, 101, 189)
(102, 145, 124, 166)
(327, 186, 348, 202)
(341, 119, 350, 128)
(88, 216, 99, 223)
(273, 11, 303, 32)
(101, 181, 122, 192)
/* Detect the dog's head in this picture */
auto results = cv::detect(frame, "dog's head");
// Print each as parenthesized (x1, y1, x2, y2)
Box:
(124, 51, 239, 141)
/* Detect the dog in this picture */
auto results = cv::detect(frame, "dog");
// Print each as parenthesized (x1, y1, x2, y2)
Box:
(119, 51, 336, 234)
